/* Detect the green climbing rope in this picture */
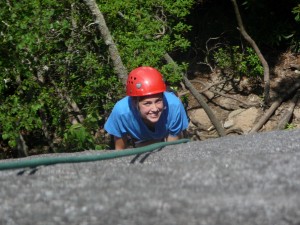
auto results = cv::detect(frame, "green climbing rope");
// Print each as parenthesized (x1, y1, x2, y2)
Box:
(0, 139, 189, 171)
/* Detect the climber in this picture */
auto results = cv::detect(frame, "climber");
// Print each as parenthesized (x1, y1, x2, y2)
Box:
(104, 66, 189, 150)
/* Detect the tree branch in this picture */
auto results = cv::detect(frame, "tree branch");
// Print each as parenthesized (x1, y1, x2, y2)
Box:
(83, 0, 128, 85)
(16, 133, 28, 157)
(249, 80, 300, 133)
(230, 0, 270, 105)
(277, 89, 300, 130)
(164, 53, 226, 137)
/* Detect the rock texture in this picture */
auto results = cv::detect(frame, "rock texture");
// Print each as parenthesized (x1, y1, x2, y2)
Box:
(1, 129, 300, 225)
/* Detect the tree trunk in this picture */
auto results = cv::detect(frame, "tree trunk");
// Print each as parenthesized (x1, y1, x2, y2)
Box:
(250, 81, 300, 133)
(47, 76, 85, 125)
(277, 89, 300, 130)
(83, 0, 128, 85)
(16, 133, 28, 157)
(53, 83, 85, 125)
(230, 0, 270, 105)
(164, 53, 226, 137)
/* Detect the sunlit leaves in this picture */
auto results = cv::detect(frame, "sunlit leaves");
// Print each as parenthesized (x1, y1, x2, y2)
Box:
(0, 0, 194, 154)
(99, 0, 194, 72)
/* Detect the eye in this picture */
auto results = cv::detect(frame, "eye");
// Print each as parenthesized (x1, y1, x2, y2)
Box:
(155, 98, 163, 104)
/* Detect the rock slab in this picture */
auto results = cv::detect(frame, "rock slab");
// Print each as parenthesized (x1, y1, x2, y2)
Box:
(1, 129, 300, 225)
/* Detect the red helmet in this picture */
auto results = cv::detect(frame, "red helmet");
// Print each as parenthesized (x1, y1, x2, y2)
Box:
(126, 66, 166, 96)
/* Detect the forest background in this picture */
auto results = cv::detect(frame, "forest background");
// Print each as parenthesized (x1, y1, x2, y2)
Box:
(1, 0, 300, 158)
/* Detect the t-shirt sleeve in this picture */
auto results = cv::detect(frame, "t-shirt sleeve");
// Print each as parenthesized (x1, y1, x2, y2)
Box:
(104, 103, 127, 138)
(168, 96, 189, 136)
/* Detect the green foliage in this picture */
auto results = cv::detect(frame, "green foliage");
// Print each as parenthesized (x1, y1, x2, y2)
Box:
(100, 0, 193, 78)
(290, 4, 300, 52)
(0, 96, 41, 147)
(213, 46, 263, 78)
(161, 62, 188, 85)
(0, 0, 194, 156)
(180, 94, 189, 109)
(285, 123, 297, 130)
(2, 0, 299, 156)
(293, 4, 300, 22)
(0, 0, 121, 153)
(63, 124, 94, 151)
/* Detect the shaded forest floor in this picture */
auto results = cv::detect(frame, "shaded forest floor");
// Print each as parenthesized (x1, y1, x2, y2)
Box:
(183, 50, 300, 141)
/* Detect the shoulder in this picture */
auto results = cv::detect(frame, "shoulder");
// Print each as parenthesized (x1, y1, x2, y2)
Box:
(113, 96, 131, 111)
(164, 91, 178, 99)
(163, 91, 181, 105)
(109, 96, 135, 119)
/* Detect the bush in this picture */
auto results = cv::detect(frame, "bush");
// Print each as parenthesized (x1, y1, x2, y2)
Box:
(214, 45, 263, 78)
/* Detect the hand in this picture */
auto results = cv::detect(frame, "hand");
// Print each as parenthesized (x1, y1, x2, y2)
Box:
(114, 136, 128, 150)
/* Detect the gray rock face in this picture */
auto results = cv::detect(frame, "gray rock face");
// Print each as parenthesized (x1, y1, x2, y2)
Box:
(1, 129, 300, 225)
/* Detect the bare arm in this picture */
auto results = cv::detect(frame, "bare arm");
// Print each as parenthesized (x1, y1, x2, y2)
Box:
(114, 136, 128, 150)
(115, 132, 184, 149)
(166, 132, 183, 142)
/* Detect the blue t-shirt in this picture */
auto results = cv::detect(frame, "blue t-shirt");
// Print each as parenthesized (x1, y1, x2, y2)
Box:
(104, 92, 189, 142)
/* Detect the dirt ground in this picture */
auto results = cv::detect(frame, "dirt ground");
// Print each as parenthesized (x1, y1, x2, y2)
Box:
(182, 50, 300, 141)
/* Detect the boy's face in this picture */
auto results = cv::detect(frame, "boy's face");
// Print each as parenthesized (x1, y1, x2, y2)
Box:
(138, 93, 164, 126)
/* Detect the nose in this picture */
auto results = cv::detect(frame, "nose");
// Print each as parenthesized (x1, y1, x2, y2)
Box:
(151, 102, 163, 112)
(150, 103, 159, 112)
